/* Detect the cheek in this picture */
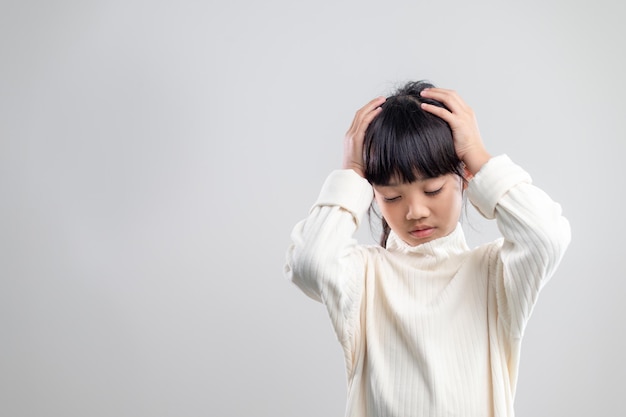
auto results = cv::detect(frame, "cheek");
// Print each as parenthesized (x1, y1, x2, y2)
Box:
(376, 202, 391, 220)
(386, 206, 408, 228)
(445, 191, 464, 217)
(375, 200, 400, 224)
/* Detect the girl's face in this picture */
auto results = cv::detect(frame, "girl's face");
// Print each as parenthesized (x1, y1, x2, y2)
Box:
(373, 173, 464, 246)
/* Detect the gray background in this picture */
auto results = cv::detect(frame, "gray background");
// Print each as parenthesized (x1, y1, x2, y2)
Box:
(1, 0, 624, 416)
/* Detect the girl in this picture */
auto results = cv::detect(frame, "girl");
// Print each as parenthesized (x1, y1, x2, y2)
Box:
(284, 81, 570, 417)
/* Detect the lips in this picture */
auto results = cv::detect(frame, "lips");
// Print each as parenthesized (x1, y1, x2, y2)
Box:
(409, 225, 435, 239)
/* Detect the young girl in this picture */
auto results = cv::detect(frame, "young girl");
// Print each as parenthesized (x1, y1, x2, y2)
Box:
(284, 81, 570, 417)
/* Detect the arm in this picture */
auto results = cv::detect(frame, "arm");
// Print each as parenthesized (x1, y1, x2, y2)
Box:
(285, 169, 372, 305)
(468, 155, 571, 337)
(421, 88, 571, 337)
(284, 97, 384, 342)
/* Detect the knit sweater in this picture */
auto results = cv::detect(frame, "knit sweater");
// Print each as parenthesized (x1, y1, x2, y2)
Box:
(284, 155, 570, 417)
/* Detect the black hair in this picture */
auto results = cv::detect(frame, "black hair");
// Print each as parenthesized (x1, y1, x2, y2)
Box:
(363, 80, 466, 246)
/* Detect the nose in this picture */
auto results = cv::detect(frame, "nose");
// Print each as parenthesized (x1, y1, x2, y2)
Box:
(406, 196, 430, 220)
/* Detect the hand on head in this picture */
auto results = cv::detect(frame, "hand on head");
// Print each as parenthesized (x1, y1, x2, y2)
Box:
(342, 96, 386, 177)
(419, 88, 491, 176)
(342, 86, 492, 179)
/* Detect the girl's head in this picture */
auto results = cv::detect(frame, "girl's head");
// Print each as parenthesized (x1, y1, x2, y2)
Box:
(363, 81, 467, 247)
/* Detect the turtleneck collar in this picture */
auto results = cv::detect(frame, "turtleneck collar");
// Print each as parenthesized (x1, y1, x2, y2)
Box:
(385, 223, 469, 259)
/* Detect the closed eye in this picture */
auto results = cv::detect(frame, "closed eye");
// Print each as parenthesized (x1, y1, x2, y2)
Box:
(383, 196, 401, 202)
(425, 186, 443, 196)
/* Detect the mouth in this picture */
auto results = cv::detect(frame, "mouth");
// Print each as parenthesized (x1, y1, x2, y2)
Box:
(409, 226, 436, 239)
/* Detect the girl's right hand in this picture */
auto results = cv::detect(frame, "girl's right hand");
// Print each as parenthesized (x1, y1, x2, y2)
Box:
(342, 96, 386, 177)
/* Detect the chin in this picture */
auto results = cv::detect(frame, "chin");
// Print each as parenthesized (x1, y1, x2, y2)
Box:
(404, 234, 437, 247)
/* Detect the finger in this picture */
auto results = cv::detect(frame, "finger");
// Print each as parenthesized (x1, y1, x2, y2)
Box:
(420, 88, 467, 113)
(420, 102, 454, 123)
(348, 107, 383, 140)
(356, 96, 386, 119)
(356, 98, 385, 130)
(358, 105, 383, 133)
(364, 95, 387, 110)
(348, 96, 386, 133)
(420, 87, 458, 100)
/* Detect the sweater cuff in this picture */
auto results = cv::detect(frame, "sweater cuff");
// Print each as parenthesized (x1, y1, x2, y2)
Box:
(313, 169, 374, 227)
(467, 155, 532, 219)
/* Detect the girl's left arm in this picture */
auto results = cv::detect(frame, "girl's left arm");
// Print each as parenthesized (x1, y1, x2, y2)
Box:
(420, 88, 571, 337)
(467, 155, 571, 337)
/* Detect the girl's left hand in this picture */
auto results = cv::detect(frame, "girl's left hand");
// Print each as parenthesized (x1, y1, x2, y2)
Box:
(419, 88, 491, 175)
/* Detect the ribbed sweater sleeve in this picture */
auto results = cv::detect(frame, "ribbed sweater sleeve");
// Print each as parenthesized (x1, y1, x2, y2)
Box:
(467, 155, 571, 338)
(284, 169, 373, 348)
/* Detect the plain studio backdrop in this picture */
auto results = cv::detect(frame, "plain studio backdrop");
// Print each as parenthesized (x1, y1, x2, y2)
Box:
(1, 0, 624, 416)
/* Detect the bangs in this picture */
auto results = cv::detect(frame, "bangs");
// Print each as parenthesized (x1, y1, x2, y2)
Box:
(363, 97, 462, 185)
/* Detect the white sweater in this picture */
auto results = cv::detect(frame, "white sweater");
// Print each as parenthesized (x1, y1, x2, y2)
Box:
(284, 155, 571, 417)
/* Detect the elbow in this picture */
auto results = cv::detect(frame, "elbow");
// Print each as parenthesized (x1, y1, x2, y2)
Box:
(536, 215, 571, 281)
(284, 243, 325, 302)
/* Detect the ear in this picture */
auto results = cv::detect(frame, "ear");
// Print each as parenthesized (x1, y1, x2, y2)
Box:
(462, 165, 473, 190)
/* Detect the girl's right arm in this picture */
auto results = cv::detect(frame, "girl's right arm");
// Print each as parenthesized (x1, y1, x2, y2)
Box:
(284, 169, 372, 305)
(284, 97, 384, 341)
(284, 169, 372, 370)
